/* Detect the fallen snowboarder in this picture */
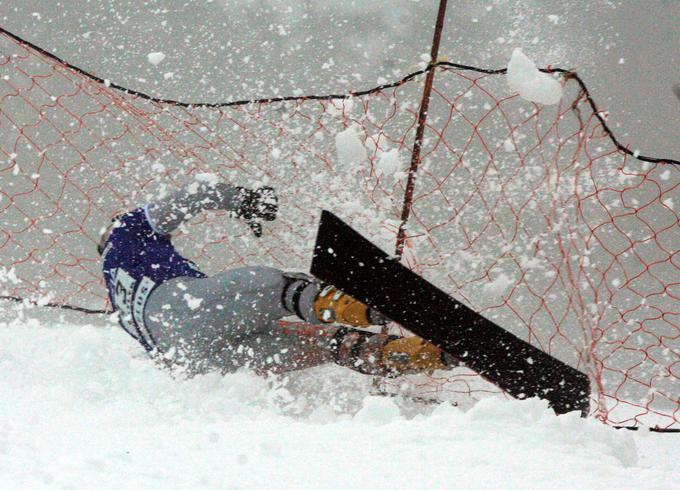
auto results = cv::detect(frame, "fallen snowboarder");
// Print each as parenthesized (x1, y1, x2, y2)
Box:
(98, 177, 444, 377)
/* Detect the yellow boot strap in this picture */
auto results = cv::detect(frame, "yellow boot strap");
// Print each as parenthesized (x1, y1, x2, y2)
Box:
(382, 337, 445, 373)
(314, 286, 372, 327)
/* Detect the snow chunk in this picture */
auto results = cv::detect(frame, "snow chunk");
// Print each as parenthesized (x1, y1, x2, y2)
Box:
(467, 397, 637, 467)
(183, 293, 203, 310)
(365, 135, 404, 180)
(335, 124, 367, 167)
(507, 48, 562, 105)
(195, 173, 219, 186)
(0, 267, 20, 284)
(376, 148, 402, 177)
(663, 197, 674, 210)
(147, 52, 166, 66)
(354, 396, 401, 425)
(483, 272, 514, 297)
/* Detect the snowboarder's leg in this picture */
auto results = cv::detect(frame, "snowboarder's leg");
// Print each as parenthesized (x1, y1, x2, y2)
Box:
(141, 265, 340, 373)
(207, 321, 342, 374)
(143, 265, 385, 344)
(144, 266, 291, 368)
(143, 265, 440, 375)
(200, 322, 445, 376)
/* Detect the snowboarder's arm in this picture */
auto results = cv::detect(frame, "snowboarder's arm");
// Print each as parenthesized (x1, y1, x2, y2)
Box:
(146, 179, 277, 236)
(146, 179, 244, 234)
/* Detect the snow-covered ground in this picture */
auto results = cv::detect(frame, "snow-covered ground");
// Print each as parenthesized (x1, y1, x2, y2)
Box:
(1, 304, 678, 489)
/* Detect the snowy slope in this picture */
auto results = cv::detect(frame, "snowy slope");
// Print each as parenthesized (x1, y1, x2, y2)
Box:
(1, 304, 678, 489)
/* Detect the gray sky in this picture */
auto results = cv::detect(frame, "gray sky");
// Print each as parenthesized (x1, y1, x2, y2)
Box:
(1, 0, 678, 157)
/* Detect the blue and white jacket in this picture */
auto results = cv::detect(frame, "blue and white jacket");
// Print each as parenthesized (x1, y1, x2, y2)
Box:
(101, 207, 205, 350)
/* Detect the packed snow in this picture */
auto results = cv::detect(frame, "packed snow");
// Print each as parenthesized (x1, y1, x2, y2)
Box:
(146, 51, 166, 66)
(335, 124, 368, 167)
(482, 271, 514, 298)
(375, 148, 402, 178)
(507, 48, 563, 105)
(1, 304, 679, 489)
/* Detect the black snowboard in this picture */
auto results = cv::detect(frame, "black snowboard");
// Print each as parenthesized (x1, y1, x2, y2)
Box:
(310, 210, 590, 416)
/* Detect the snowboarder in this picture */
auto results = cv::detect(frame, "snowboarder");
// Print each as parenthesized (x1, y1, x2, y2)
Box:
(98, 177, 445, 377)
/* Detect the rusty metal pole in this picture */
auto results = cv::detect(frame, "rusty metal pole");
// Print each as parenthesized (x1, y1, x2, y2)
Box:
(394, 0, 448, 258)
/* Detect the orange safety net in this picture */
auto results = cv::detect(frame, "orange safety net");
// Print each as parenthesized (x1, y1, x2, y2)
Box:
(1, 28, 678, 428)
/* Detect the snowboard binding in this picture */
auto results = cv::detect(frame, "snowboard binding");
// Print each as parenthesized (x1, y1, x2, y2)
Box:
(314, 284, 387, 328)
(332, 329, 446, 376)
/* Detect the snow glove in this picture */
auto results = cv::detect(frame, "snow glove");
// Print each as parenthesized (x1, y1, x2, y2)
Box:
(233, 186, 278, 237)
(144, 180, 276, 237)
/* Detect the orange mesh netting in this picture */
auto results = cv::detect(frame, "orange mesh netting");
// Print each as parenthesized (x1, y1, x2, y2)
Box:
(1, 28, 678, 428)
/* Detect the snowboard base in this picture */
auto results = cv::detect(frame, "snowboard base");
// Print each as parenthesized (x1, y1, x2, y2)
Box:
(310, 211, 590, 416)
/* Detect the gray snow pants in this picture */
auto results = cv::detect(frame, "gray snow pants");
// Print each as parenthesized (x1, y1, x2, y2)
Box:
(143, 266, 340, 375)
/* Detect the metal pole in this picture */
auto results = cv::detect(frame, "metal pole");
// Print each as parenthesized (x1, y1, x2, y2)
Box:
(394, 0, 448, 258)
